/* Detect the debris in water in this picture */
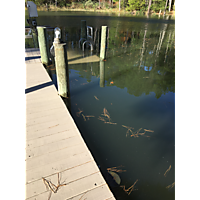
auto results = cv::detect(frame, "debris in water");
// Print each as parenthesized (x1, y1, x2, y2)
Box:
(122, 125, 134, 137)
(99, 108, 117, 125)
(108, 171, 121, 185)
(144, 129, 154, 133)
(98, 116, 106, 122)
(120, 179, 138, 195)
(166, 182, 175, 189)
(76, 108, 83, 117)
(164, 165, 171, 177)
(75, 79, 78, 81)
(104, 122, 117, 125)
(107, 166, 126, 173)
(94, 96, 99, 100)
(82, 114, 86, 121)
(85, 115, 95, 118)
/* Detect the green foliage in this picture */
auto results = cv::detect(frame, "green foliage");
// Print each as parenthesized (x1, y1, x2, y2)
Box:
(150, 0, 165, 12)
(85, 0, 94, 8)
(126, 0, 146, 11)
(27, 0, 175, 13)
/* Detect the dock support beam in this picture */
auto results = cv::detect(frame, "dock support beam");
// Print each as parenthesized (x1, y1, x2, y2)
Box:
(37, 26, 50, 66)
(81, 20, 87, 45)
(54, 41, 68, 98)
(100, 26, 107, 61)
(100, 61, 105, 87)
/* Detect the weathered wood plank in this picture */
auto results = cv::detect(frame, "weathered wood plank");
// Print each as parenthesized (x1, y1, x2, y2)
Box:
(26, 142, 90, 170)
(66, 184, 114, 200)
(26, 152, 93, 184)
(26, 135, 83, 159)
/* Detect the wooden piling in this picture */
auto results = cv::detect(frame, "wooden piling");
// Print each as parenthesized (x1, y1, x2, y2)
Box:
(53, 42, 68, 98)
(37, 26, 50, 66)
(80, 20, 87, 47)
(100, 26, 107, 61)
(100, 61, 105, 87)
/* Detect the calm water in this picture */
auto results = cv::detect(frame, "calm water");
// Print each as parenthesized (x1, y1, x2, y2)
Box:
(25, 11, 175, 200)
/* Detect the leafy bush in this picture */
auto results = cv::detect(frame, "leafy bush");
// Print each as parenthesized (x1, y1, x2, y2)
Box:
(126, 0, 146, 11)
(85, 0, 94, 8)
(150, 0, 165, 12)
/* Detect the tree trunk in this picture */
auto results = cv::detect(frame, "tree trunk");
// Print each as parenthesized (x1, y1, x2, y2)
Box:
(99, 0, 101, 8)
(147, 0, 152, 15)
(119, 0, 121, 11)
(168, 0, 172, 12)
(164, 0, 168, 16)
(139, 30, 147, 69)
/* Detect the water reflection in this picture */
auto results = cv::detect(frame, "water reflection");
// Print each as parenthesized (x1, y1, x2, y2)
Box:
(66, 21, 174, 200)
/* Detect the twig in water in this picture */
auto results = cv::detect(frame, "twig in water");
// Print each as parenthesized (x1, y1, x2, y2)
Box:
(164, 165, 171, 177)
(166, 182, 175, 189)
(120, 179, 138, 195)
(82, 114, 86, 121)
(107, 165, 126, 173)
(76, 108, 83, 117)
(94, 96, 99, 100)
(144, 129, 154, 133)
(98, 116, 106, 122)
(122, 125, 134, 137)
(85, 115, 95, 120)
(104, 122, 117, 125)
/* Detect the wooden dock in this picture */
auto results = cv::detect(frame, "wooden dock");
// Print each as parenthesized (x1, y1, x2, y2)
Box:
(25, 48, 115, 200)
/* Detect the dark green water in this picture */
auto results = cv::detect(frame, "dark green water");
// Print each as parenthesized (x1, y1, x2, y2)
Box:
(25, 11, 175, 200)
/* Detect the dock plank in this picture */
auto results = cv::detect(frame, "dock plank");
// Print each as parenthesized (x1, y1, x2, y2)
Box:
(25, 48, 115, 199)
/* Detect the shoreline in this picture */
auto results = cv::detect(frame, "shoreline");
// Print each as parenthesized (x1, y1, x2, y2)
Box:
(25, 7, 175, 17)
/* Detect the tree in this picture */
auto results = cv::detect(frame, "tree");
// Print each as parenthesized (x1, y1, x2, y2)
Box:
(147, 0, 152, 15)
(164, 0, 168, 15)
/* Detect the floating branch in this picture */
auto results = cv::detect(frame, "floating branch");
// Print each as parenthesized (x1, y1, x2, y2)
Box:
(94, 96, 99, 100)
(166, 182, 175, 189)
(144, 129, 154, 133)
(76, 108, 83, 117)
(120, 179, 138, 195)
(98, 108, 117, 125)
(107, 165, 126, 173)
(98, 116, 106, 122)
(104, 122, 117, 125)
(82, 114, 86, 121)
(122, 125, 134, 137)
(85, 115, 95, 120)
(164, 165, 171, 177)
(130, 128, 143, 138)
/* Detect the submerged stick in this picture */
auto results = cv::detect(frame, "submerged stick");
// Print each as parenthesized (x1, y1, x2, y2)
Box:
(166, 182, 175, 189)
(94, 96, 99, 100)
(164, 165, 171, 177)
(82, 114, 86, 121)
(104, 122, 117, 125)
(144, 129, 154, 132)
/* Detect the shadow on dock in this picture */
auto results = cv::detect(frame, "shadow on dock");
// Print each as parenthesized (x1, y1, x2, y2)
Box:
(25, 81, 53, 94)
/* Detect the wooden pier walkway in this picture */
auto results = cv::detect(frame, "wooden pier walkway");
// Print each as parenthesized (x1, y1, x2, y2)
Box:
(25, 48, 115, 200)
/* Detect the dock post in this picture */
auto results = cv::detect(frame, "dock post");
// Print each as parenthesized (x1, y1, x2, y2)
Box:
(100, 61, 105, 87)
(37, 26, 51, 66)
(53, 27, 68, 98)
(100, 26, 107, 61)
(80, 20, 87, 46)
